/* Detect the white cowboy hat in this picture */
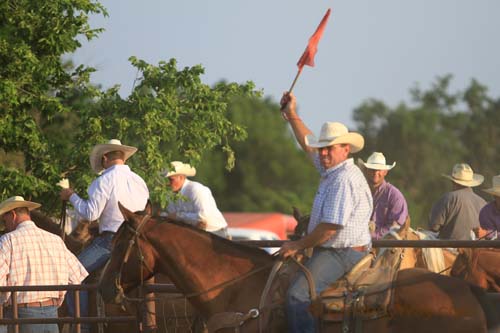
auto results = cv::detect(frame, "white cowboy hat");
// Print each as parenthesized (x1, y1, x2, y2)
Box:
(0, 196, 41, 216)
(305, 122, 364, 153)
(359, 152, 396, 170)
(162, 161, 196, 178)
(482, 175, 500, 197)
(89, 139, 138, 174)
(442, 163, 484, 187)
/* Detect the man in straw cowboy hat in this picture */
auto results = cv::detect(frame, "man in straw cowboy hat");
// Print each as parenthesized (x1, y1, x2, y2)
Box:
(0, 196, 87, 333)
(60, 139, 150, 332)
(429, 163, 486, 240)
(358, 152, 409, 240)
(162, 161, 229, 238)
(475, 175, 500, 240)
(280, 92, 372, 332)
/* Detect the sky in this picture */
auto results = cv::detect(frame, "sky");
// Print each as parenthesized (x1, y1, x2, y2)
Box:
(73, 0, 500, 133)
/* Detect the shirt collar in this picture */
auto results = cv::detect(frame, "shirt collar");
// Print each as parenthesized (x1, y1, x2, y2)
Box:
(179, 178, 191, 194)
(101, 164, 130, 175)
(322, 158, 353, 178)
(15, 220, 36, 230)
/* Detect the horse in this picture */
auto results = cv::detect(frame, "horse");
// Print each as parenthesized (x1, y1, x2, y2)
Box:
(99, 202, 500, 333)
(377, 218, 458, 275)
(30, 210, 203, 333)
(450, 248, 500, 292)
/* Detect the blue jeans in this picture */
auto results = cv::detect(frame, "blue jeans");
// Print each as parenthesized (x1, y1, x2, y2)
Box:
(286, 247, 366, 333)
(66, 233, 114, 332)
(1, 306, 58, 333)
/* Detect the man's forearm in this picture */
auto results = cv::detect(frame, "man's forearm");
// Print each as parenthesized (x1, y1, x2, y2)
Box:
(295, 223, 338, 249)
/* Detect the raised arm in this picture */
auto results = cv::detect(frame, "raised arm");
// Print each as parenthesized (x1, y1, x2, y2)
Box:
(280, 92, 315, 157)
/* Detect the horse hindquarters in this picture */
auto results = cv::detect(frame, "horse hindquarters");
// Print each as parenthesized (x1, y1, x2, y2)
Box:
(390, 269, 488, 333)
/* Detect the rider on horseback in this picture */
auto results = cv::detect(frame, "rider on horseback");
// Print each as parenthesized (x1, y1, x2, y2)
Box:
(279, 92, 373, 333)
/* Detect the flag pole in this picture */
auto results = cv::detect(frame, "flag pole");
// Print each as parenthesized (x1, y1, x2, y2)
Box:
(288, 69, 302, 93)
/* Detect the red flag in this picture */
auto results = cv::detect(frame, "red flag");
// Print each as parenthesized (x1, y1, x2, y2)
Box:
(297, 8, 331, 72)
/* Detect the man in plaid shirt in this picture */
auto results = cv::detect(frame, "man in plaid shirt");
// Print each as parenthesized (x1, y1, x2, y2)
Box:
(0, 196, 88, 333)
(279, 92, 373, 333)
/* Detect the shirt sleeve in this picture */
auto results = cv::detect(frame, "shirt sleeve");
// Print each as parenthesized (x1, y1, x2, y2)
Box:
(388, 189, 409, 226)
(479, 205, 496, 239)
(176, 185, 213, 225)
(70, 177, 110, 222)
(0, 237, 11, 284)
(428, 194, 450, 231)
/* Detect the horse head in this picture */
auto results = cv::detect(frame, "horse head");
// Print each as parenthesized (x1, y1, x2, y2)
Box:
(374, 216, 418, 270)
(99, 201, 156, 304)
(450, 248, 472, 280)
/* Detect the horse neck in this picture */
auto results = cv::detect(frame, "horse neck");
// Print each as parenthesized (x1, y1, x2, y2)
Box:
(30, 210, 85, 254)
(143, 220, 273, 310)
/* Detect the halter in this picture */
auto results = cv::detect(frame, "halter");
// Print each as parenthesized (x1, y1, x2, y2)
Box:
(114, 213, 153, 303)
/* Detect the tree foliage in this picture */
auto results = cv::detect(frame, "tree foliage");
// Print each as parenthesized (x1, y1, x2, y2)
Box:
(0, 0, 259, 212)
(354, 76, 500, 227)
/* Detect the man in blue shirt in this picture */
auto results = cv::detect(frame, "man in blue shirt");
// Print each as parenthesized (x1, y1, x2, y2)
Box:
(279, 93, 373, 333)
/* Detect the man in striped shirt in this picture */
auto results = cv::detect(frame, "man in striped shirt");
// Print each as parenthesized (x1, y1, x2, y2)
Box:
(0, 196, 88, 333)
(279, 92, 373, 333)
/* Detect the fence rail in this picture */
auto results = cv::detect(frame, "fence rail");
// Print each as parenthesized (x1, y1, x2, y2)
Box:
(238, 239, 500, 248)
(2, 239, 500, 331)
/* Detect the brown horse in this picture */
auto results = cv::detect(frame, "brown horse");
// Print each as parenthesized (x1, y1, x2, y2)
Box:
(450, 248, 500, 292)
(30, 210, 203, 332)
(99, 203, 500, 333)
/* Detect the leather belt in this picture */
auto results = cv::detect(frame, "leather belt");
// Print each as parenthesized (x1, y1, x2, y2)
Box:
(18, 298, 58, 308)
(100, 231, 116, 236)
(351, 245, 369, 252)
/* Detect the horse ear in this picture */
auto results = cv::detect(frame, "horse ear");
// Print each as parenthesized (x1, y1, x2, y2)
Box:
(397, 216, 411, 238)
(144, 200, 153, 216)
(292, 206, 302, 222)
(118, 201, 135, 224)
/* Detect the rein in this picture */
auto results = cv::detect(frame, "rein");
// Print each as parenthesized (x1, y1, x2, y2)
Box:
(115, 213, 153, 302)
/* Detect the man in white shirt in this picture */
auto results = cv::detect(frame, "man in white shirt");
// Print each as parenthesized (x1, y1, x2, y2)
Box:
(164, 161, 229, 238)
(60, 139, 149, 332)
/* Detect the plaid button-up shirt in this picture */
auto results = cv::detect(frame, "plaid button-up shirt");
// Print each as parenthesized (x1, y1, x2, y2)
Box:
(0, 221, 88, 305)
(308, 157, 373, 248)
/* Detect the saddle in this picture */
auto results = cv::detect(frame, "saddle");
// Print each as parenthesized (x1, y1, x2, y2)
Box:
(319, 252, 397, 323)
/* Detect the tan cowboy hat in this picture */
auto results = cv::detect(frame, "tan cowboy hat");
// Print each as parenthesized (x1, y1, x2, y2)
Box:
(305, 122, 364, 153)
(359, 152, 396, 170)
(442, 163, 484, 187)
(89, 139, 138, 174)
(483, 175, 500, 197)
(162, 161, 196, 178)
(0, 196, 41, 216)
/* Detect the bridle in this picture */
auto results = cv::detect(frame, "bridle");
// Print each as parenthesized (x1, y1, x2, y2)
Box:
(114, 213, 154, 303)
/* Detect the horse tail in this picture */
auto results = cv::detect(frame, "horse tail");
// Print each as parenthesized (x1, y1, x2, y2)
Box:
(469, 283, 500, 332)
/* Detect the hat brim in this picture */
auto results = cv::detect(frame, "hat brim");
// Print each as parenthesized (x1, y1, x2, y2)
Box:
(442, 174, 484, 187)
(163, 168, 196, 178)
(0, 201, 41, 216)
(362, 161, 396, 170)
(305, 133, 364, 153)
(90, 144, 137, 174)
(482, 188, 500, 197)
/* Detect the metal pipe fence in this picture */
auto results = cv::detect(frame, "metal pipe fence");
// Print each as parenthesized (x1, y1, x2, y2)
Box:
(2, 239, 500, 331)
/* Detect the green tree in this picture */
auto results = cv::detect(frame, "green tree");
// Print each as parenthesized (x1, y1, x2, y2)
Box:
(0, 1, 260, 213)
(0, 0, 105, 208)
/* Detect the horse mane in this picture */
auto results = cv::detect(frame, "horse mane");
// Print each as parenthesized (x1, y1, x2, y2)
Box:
(148, 215, 274, 260)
